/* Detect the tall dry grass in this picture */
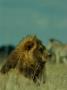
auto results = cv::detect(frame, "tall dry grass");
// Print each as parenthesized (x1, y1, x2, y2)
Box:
(0, 60, 67, 90)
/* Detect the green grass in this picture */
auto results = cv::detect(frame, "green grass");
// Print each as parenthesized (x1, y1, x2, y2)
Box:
(0, 61, 67, 90)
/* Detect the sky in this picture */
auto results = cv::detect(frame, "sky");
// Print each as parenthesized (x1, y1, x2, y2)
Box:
(0, 0, 67, 46)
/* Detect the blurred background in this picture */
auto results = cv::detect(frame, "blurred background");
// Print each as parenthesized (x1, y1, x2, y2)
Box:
(0, 0, 67, 46)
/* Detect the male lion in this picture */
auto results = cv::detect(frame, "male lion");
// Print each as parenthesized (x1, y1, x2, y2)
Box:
(0, 35, 48, 85)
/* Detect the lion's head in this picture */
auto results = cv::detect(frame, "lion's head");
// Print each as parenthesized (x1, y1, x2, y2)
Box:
(0, 35, 48, 84)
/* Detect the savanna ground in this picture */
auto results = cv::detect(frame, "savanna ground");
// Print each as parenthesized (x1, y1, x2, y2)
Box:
(0, 58, 67, 90)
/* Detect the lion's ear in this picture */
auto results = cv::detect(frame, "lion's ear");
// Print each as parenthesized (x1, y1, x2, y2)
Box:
(0, 51, 18, 74)
(23, 41, 35, 51)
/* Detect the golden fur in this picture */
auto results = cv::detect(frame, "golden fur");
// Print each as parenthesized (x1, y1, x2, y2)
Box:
(0, 35, 48, 84)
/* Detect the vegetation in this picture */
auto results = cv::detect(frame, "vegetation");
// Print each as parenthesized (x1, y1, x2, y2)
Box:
(0, 61, 67, 90)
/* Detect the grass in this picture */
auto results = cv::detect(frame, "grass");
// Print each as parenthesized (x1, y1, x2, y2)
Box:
(0, 60, 67, 90)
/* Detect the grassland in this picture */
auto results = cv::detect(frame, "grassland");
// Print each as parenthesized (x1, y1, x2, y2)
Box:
(0, 60, 67, 90)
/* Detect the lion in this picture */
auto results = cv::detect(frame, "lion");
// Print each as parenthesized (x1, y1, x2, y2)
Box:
(47, 38, 67, 64)
(0, 35, 48, 85)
